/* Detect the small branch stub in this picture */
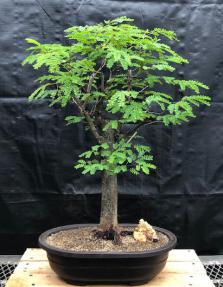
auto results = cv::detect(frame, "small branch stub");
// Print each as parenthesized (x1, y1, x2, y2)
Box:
(133, 219, 158, 243)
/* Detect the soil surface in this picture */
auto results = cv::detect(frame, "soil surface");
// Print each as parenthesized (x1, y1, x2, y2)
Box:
(46, 227, 169, 252)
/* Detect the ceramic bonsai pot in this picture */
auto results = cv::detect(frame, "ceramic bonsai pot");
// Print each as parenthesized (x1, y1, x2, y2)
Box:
(39, 224, 177, 285)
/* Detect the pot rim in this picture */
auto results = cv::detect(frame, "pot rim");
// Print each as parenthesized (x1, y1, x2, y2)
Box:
(39, 224, 177, 258)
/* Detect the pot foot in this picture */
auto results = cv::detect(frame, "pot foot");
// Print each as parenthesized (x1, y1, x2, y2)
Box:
(63, 279, 87, 286)
(128, 280, 149, 285)
(64, 279, 149, 286)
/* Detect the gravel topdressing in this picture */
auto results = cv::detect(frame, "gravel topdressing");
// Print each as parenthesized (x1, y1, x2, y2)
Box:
(46, 227, 169, 252)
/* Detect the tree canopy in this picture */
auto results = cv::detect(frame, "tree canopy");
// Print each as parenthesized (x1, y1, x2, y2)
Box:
(23, 16, 211, 176)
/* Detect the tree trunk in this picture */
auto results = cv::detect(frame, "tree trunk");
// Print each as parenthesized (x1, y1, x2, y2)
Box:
(99, 171, 118, 230)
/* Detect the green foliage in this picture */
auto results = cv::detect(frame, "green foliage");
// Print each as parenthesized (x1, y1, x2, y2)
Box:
(23, 16, 211, 176)
(75, 140, 156, 175)
(65, 116, 84, 124)
(103, 120, 119, 131)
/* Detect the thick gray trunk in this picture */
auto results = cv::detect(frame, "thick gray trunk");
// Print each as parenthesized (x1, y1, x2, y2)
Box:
(99, 172, 118, 229)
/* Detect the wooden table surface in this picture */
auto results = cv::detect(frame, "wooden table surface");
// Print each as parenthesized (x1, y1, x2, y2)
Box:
(6, 249, 214, 287)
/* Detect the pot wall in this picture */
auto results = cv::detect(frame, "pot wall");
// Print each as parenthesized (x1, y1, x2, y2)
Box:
(0, 0, 223, 255)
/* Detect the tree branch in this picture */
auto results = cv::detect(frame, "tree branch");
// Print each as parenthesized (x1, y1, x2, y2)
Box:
(101, 72, 105, 92)
(87, 61, 105, 93)
(84, 111, 105, 143)
(127, 131, 137, 143)
(125, 120, 161, 138)
(73, 98, 105, 144)
(139, 85, 149, 94)
(127, 69, 132, 91)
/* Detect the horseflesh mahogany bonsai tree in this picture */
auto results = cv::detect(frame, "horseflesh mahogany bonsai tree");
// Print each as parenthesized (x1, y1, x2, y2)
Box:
(23, 16, 210, 244)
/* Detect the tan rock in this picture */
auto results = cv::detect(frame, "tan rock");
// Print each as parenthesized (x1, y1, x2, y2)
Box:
(134, 219, 158, 243)
(133, 231, 147, 242)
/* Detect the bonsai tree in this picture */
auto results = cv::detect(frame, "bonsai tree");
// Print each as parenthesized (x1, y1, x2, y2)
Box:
(23, 16, 210, 243)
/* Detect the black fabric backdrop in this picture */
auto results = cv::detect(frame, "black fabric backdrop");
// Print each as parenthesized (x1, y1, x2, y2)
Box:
(0, 0, 223, 255)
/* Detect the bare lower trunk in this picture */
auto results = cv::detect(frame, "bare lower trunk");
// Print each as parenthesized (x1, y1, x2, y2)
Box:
(95, 130, 121, 243)
(99, 172, 118, 230)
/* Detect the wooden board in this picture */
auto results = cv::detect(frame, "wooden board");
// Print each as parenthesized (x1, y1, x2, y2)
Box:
(6, 249, 214, 287)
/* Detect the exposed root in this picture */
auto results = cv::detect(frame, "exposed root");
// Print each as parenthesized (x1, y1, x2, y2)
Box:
(113, 229, 122, 245)
(92, 226, 122, 245)
(120, 230, 133, 237)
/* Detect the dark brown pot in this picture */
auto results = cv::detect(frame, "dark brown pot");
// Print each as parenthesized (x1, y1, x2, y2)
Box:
(39, 224, 177, 285)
